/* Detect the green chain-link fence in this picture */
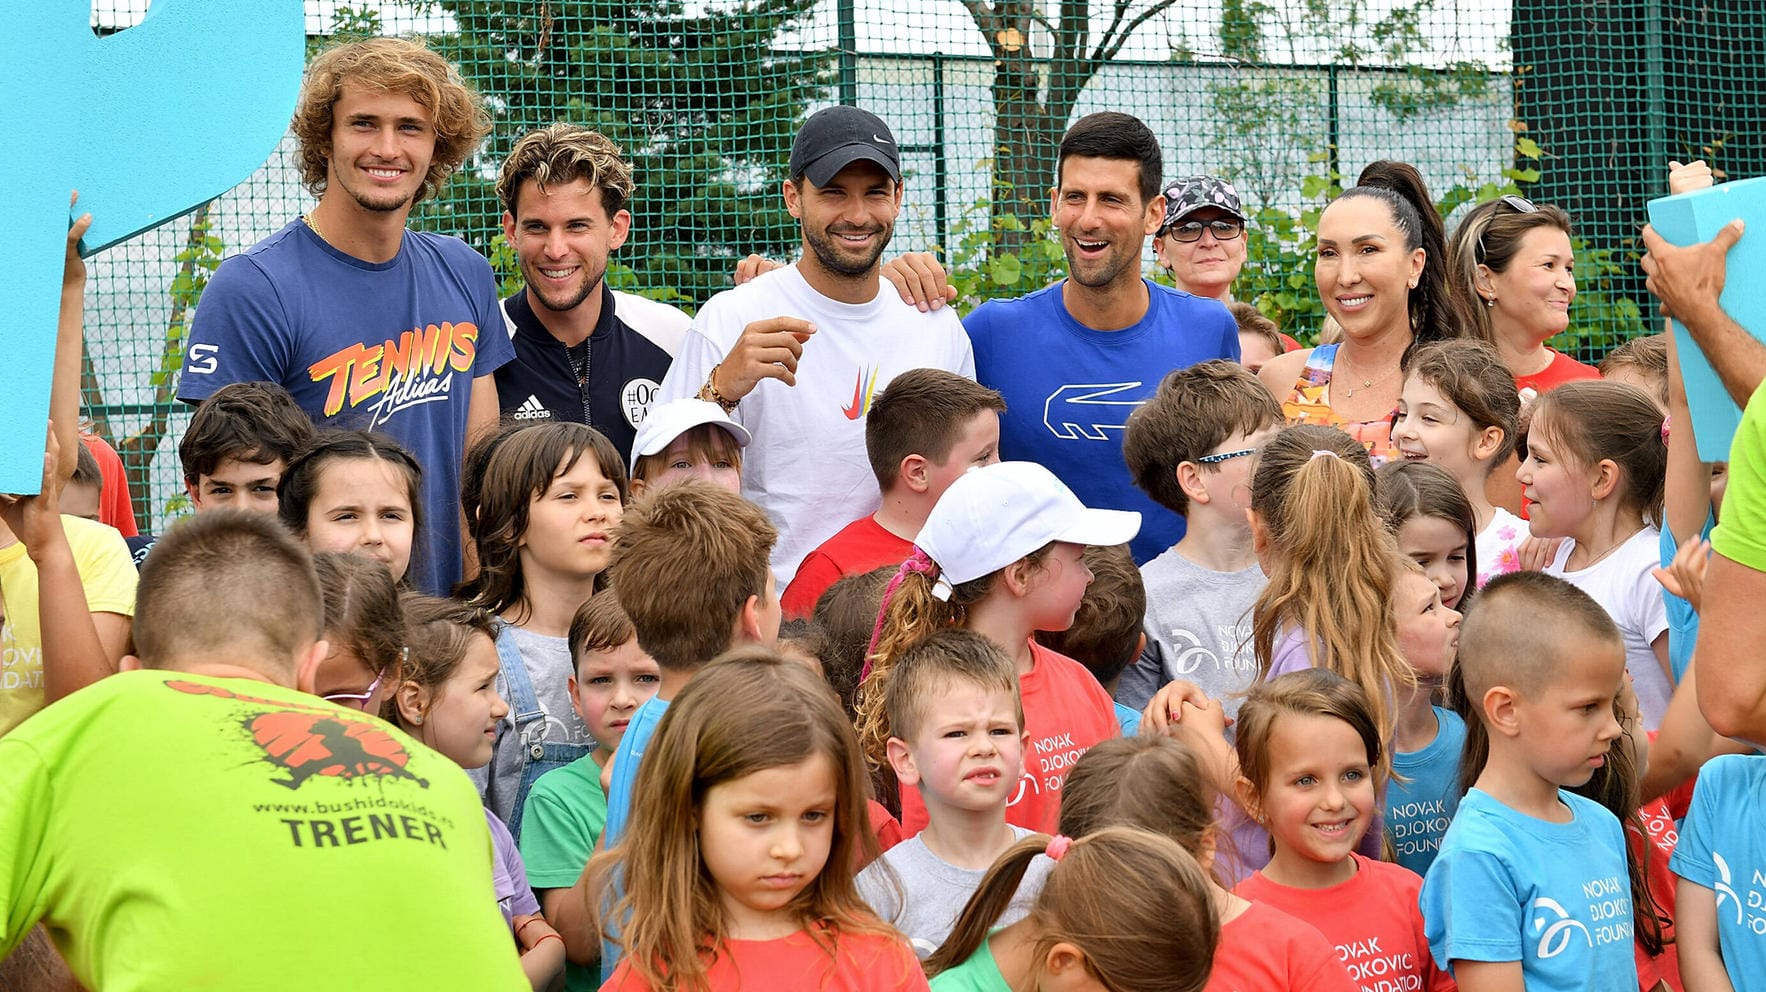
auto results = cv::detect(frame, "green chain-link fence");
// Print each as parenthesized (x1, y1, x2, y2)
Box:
(84, 0, 1759, 531)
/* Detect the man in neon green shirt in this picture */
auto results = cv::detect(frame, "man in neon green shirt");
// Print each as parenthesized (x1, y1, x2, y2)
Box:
(0, 512, 527, 990)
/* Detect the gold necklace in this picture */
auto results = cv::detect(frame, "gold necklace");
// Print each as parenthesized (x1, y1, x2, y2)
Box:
(1572, 533, 1631, 570)
(303, 211, 331, 248)
(1335, 350, 1397, 399)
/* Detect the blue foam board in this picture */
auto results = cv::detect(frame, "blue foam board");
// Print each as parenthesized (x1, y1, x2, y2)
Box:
(1, 1, 303, 493)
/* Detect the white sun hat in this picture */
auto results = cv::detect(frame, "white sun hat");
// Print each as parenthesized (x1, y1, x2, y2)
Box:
(915, 461, 1141, 599)
(629, 398, 752, 466)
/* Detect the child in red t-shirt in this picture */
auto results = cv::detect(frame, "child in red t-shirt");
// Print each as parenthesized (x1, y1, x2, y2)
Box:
(856, 461, 1133, 835)
(1230, 670, 1455, 992)
(780, 368, 1004, 619)
(1060, 736, 1354, 992)
(600, 652, 925, 992)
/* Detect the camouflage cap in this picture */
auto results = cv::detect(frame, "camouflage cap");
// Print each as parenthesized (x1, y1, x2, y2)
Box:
(1159, 175, 1247, 233)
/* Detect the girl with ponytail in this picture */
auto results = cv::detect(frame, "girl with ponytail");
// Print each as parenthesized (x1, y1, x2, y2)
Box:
(924, 827, 1219, 992)
(854, 461, 1137, 835)
(1260, 160, 1476, 467)
(1144, 424, 1411, 880)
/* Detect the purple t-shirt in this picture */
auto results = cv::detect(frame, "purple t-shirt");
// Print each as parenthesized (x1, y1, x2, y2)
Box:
(487, 808, 540, 928)
(1225, 625, 1382, 877)
(179, 220, 514, 596)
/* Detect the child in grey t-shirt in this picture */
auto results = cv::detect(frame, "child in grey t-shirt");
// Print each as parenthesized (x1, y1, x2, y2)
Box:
(1117, 360, 1284, 716)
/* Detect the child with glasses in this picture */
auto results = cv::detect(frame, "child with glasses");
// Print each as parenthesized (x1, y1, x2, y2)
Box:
(311, 551, 404, 714)
(1117, 361, 1283, 721)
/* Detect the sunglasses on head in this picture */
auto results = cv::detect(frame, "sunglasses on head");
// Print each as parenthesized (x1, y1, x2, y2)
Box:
(1476, 195, 1542, 261)
(1166, 218, 1244, 243)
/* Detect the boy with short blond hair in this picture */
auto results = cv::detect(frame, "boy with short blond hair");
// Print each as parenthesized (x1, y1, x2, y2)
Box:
(519, 592, 659, 990)
(856, 628, 1050, 956)
(1035, 543, 1146, 736)
(1117, 360, 1282, 717)
(781, 368, 1005, 618)
(1420, 572, 1637, 991)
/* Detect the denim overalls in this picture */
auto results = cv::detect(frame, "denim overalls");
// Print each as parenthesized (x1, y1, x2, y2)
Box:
(493, 626, 592, 840)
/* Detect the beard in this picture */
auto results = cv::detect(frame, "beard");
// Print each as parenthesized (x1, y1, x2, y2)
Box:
(1064, 236, 1140, 289)
(804, 222, 891, 277)
(525, 261, 606, 313)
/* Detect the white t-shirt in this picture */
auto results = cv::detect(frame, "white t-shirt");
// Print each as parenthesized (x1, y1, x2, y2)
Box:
(656, 264, 974, 585)
(1476, 506, 1528, 588)
(1545, 526, 1672, 729)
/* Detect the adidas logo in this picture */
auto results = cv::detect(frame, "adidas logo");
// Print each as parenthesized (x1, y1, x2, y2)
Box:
(513, 395, 552, 421)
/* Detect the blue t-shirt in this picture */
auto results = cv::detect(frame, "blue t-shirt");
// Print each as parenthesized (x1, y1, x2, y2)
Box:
(1661, 510, 1714, 683)
(1669, 753, 1766, 989)
(1111, 700, 1141, 738)
(600, 693, 671, 980)
(1421, 788, 1637, 990)
(1388, 706, 1466, 877)
(178, 220, 514, 596)
(964, 280, 1238, 563)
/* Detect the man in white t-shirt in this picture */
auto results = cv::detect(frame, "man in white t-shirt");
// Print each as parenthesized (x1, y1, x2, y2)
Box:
(655, 107, 974, 584)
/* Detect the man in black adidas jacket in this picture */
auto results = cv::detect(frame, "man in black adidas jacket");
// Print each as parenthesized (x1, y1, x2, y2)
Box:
(494, 124, 687, 462)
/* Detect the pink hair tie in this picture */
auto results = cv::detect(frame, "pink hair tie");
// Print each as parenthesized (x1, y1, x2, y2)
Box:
(860, 548, 941, 682)
(1310, 449, 1338, 461)
(1661, 414, 1671, 444)
(1045, 834, 1074, 861)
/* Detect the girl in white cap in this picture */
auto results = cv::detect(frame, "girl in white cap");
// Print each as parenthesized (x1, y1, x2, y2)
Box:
(626, 398, 751, 498)
(854, 460, 1140, 836)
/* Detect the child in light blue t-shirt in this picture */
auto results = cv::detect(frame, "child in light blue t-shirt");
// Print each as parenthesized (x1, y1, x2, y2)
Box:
(1420, 572, 1638, 992)
(1671, 753, 1766, 991)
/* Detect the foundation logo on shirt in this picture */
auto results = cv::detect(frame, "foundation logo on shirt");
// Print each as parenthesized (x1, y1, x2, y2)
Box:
(167, 680, 428, 791)
(842, 366, 881, 420)
(1714, 851, 1745, 925)
(307, 321, 481, 427)
(1529, 897, 1593, 958)
(1042, 382, 1144, 440)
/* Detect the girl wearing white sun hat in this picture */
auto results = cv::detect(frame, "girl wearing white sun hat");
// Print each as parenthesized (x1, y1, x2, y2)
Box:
(854, 460, 1140, 835)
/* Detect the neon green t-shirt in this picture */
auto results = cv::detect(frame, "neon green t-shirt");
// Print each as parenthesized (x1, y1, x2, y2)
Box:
(0, 515, 136, 734)
(0, 669, 528, 991)
(519, 752, 609, 992)
(1713, 382, 1766, 570)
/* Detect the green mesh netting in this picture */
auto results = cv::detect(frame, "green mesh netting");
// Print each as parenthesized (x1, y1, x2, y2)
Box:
(85, 0, 1746, 530)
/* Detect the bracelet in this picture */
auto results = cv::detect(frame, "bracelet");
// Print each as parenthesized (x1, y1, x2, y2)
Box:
(534, 934, 564, 950)
(698, 362, 740, 414)
(516, 917, 545, 939)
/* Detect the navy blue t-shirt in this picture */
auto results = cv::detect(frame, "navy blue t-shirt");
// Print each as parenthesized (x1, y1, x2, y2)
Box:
(964, 279, 1238, 562)
(178, 220, 514, 596)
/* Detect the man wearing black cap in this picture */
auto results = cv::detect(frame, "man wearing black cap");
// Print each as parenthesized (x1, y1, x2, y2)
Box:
(653, 106, 974, 586)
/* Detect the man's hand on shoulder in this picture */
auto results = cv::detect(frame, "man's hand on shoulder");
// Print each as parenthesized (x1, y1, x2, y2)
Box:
(733, 253, 784, 286)
(881, 252, 956, 312)
(708, 316, 816, 402)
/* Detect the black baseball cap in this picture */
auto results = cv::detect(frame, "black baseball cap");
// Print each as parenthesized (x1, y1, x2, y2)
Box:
(790, 106, 902, 186)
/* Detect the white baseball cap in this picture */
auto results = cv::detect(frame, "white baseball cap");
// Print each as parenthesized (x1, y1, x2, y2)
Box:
(915, 461, 1141, 599)
(629, 399, 752, 466)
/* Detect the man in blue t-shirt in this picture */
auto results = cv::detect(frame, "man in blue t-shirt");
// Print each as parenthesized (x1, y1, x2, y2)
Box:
(963, 113, 1237, 563)
(178, 39, 512, 596)
(492, 124, 689, 466)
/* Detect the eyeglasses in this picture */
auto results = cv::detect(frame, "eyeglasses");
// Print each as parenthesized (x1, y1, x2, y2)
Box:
(323, 668, 387, 711)
(1196, 447, 1257, 465)
(1167, 218, 1244, 243)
